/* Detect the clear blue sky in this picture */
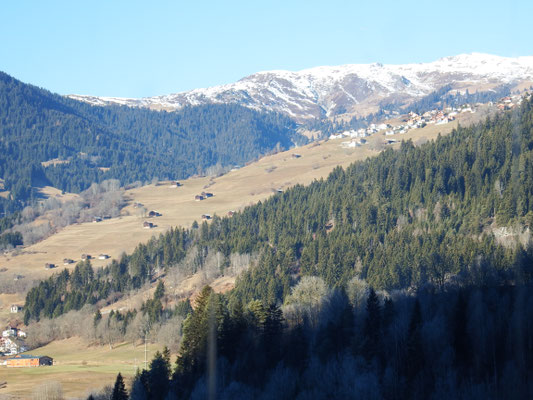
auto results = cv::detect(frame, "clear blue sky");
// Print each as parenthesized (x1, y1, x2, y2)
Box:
(1, 0, 531, 98)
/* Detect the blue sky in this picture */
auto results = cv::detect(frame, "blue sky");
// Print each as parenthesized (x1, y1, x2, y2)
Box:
(1, 0, 531, 97)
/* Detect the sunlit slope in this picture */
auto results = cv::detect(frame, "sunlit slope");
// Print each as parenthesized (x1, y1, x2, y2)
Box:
(0, 337, 160, 399)
(0, 107, 488, 308)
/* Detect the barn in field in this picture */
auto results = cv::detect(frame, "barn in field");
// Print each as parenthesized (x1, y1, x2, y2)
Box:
(6, 354, 53, 368)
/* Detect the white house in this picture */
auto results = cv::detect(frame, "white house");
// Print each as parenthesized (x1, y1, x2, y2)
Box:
(10, 305, 22, 314)
(0, 337, 27, 355)
(2, 328, 17, 338)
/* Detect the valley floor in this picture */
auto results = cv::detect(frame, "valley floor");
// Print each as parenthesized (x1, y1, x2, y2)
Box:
(0, 337, 161, 399)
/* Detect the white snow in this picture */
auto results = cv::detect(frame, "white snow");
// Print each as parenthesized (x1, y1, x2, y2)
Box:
(67, 53, 533, 119)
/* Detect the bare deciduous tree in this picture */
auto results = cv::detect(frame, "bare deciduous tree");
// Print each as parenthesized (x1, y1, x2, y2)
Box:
(31, 381, 64, 400)
(346, 276, 370, 312)
(283, 276, 329, 327)
(156, 315, 183, 353)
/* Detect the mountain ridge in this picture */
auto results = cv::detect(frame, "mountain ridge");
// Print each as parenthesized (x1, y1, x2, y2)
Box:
(68, 53, 533, 122)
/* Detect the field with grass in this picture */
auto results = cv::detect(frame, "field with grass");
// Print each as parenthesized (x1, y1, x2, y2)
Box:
(0, 337, 162, 399)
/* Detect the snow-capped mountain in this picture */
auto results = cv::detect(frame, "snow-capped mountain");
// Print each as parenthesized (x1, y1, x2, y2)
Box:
(68, 53, 533, 122)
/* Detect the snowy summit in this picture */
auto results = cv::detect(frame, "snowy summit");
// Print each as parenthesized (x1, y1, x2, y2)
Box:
(69, 53, 533, 122)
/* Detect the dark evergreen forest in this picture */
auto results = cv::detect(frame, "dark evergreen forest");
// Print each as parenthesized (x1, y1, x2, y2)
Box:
(0, 71, 301, 213)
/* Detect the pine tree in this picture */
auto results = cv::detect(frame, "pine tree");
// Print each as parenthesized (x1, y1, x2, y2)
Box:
(363, 288, 381, 361)
(452, 291, 471, 370)
(111, 373, 128, 400)
(129, 370, 148, 400)
(405, 299, 424, 394)
(154, 280, 165, 301)
(147, 351, 170, 400)
(174, 285, 214, 380)
(263, 304, 284, 366)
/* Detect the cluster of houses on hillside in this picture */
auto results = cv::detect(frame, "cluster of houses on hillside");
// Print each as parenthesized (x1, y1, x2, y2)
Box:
(43, 253, 111, 270)
(329, 125, 376, 141)
(0, 326, 27, 356)
(329, 104, 477, 147)
(74, 253, 109, 263)
(381, 105, 473, 136)
(195, 191, 214, 201)
(330, 93, 532, 148)
(329, 126, 373, 149)
(142, 210, 162, 229)
(495, 94, 524, 111)
(0, 324, 54, 367)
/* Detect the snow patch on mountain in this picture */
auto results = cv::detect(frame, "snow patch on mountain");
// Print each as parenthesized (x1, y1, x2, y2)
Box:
(68, 53, 533, 122)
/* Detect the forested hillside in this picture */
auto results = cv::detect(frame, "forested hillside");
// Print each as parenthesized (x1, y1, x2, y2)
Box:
(25, 96, 533, 322)
(0, 72, 300, 212)
(23, 97, 533, 400)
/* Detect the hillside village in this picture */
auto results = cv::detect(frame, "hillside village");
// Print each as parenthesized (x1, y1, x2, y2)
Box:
(330, 93, 528, 148)
(0, 326, 27, 356)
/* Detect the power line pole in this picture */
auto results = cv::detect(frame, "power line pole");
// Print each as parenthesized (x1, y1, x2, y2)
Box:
(144, 333, 148, 370)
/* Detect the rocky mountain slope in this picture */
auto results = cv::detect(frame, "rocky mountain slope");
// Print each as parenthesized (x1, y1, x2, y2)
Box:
(69, 53, 533, 122)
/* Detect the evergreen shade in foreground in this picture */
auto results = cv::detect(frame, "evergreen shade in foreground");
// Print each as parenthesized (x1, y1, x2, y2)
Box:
(114, 283, 533, 399)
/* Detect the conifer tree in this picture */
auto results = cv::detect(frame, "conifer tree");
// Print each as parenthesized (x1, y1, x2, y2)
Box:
(405, 299, 424, 393)
(111, 373, 128, 400)
(146, 350, 170, 400)
(364, 288, 381, 360)
(154, 280, 165, 301)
